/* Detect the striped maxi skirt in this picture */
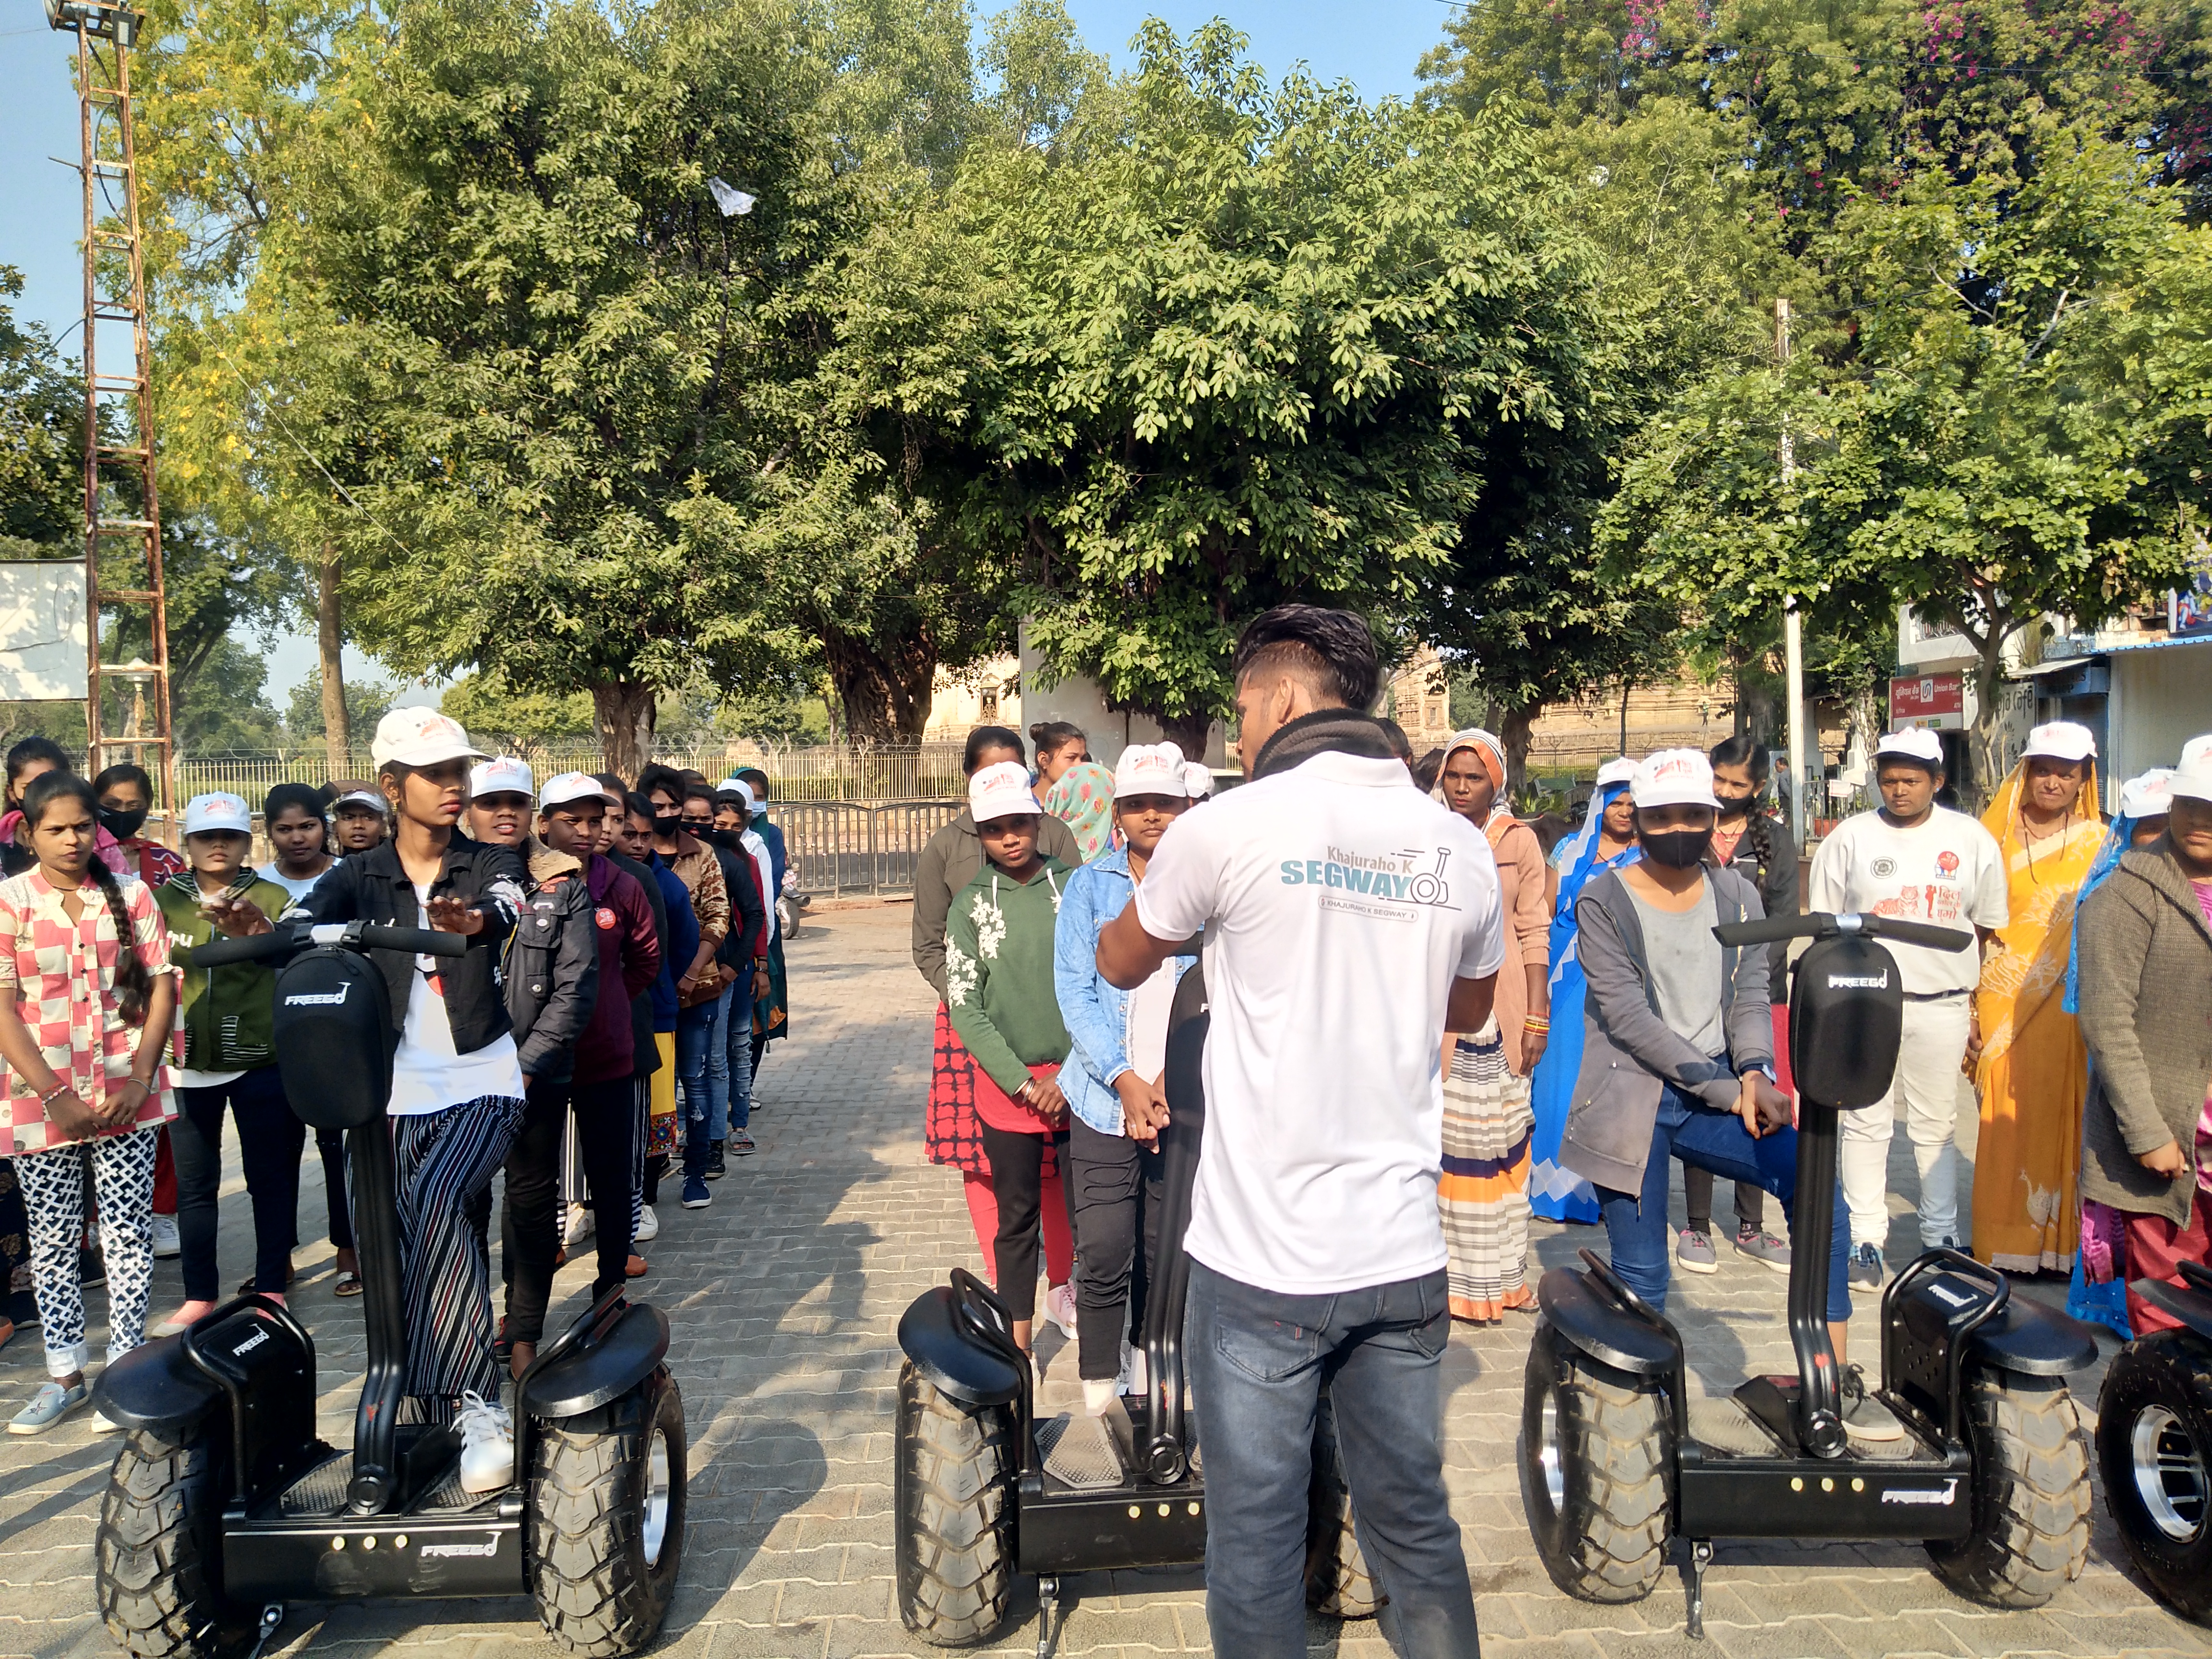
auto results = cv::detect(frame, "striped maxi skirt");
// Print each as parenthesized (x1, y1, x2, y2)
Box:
(1439, 1019, 1536, 1324)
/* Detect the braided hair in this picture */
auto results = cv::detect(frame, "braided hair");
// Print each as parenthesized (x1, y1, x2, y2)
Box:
(1710, 734, 1778, 886)
(21, 771, 153, 1025)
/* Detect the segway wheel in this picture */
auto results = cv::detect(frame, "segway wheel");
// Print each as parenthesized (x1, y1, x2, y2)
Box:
(894, 1360, 1016, 1645)
(2096, 1333, 2212, 1623)
(96, 1425, 229, 1659)
(1519, 1321, 1671, 1603)
(1306, 1389, 1383, 1619)
(529, 1367, 687, 1656)
(1925, 1368, 2089, 1608)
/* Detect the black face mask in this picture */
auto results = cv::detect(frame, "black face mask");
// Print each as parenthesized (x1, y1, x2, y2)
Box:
(1641, 828, 1712, 869)
(652, 811, 683, 834)
(100, 805, 149, 842)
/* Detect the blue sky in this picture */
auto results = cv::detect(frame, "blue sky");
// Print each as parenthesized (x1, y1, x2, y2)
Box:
(0, 1, 1460, 697)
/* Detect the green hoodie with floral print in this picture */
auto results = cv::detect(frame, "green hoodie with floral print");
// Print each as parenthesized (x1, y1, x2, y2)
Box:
(944, 857, 1071, 1096)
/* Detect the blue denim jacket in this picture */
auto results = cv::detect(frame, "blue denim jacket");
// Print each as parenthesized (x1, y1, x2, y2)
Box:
(1053, 846, 1197, 1136)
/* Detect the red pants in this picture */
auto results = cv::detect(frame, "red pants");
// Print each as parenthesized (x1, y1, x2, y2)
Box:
(2123, 1187, 2212, 1336)
(153, 1124, 176, 1215)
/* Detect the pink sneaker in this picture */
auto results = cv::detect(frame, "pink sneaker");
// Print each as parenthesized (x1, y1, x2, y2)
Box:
(1044, 1282, 1079, 1341)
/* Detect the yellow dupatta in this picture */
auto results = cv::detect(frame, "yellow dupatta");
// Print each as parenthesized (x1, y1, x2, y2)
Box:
(1970, 761, 2104, 1272)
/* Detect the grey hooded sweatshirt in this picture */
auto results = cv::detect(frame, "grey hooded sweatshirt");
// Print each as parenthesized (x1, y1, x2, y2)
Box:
(1559, 864, 1774, 1197)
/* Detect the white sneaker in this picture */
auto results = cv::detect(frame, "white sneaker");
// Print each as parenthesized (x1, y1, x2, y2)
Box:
(1082, 1377, 1117, 1417)
(454, 1390, 514, 1493)
(563, 1203, 595, 1248)
(149, 1214, 180, 1259)
(1044, 1282, 1078, 1342)
(634, 1205, 659, 1243)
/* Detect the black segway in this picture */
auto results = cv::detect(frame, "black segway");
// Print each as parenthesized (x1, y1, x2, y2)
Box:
(90, 920, 686, 1658)
(1520, 911, 2100, 1636)
(891, 970, 1377, 1652)
(2096, 1257, 2212, 1623)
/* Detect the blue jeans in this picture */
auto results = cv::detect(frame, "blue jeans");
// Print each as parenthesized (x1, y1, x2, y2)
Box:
(676, 993, 727, 1140)
(1185, 1260, 1481, 1659)
(724, 975, 755, 1132)
(1598, 1082, 1851, 1322)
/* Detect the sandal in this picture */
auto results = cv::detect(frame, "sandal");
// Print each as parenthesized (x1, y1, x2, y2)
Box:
(237, 1265, 298, 1297)
(334, 1271, 363, 1298)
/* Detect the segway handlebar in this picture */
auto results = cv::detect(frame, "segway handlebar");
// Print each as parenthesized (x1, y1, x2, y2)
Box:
(1713, 911, 1972, 954)
(193, 920, 469, 967)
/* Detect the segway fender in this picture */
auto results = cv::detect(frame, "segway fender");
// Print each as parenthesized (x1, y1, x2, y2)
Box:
(2128, 1279, 2212, 1345)
(897, 1286, 1023, 1407)
(92, 1334, 225, 1437)
(523, 1302, 671, 1419)
(1536, 1266, 1676, 1377)
(1962, 1296, 2100, 1376)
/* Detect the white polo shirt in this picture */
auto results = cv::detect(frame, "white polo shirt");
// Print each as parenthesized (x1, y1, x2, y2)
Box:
(1805, 806, 2008, 994)
(1134, 750, 1505, 1295)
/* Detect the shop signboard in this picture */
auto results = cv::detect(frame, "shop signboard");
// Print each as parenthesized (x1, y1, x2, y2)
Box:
(1890, 671, 1964, 731)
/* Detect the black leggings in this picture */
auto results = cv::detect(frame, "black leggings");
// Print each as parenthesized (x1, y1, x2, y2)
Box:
(1067, 1116, 1165, 1381)
(499, 1073, 637, 1342)
(1683, 1165, 1766, 1235)
(978, 1119, 1071, 1325)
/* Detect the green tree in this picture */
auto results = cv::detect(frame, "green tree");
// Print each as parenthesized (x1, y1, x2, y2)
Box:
(439, 673, 597, 746)
(1601, 126, 2212, 791)
(286, 668, 394, 748)
(955, 23, 1621, 754)
(0, 267, 81, 558)
(173, 636, 285, 753)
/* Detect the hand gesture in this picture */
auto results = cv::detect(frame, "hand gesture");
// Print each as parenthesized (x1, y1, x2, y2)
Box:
(45, 1087, 102, 1140)
(1739, 1073, 1790, 1139)
(425, 895, 485, 936)
(1019, 1069, 1069, 1125)
(198, 892, 273, 937)
(100, 1077, 151, 1126)
(1522, 1024, 1549, 1072)
(2138, 1139, 2188, 1178)
(1114, 1071, 1172, 1148)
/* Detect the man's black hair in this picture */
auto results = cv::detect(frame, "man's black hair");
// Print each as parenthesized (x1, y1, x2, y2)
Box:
(963, 726, 1025, 774)
(92, 762, 154, 799)
(637, 762, 688, 803)
(1230, 604, 1381, 713)
(623, 790, 656, 821)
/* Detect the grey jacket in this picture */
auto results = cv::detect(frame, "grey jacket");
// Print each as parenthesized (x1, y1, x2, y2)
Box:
(2078, 841, 2212, 1225)
(911, 808, 1084, 1001)
(1560, 865, 1773, 1197)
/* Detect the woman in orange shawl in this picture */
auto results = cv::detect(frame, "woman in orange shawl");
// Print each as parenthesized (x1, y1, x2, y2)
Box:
(1972, 722, 2103, 1272)
(1434, 729, 1551, 1322)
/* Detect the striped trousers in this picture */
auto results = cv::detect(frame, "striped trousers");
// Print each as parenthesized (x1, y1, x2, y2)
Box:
(390, 1096, 526, 1423)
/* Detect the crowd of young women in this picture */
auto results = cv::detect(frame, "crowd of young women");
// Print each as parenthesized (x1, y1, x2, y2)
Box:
(0, 715, 793, 1449)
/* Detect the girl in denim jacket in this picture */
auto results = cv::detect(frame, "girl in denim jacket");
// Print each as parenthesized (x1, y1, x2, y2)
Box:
(1052, 745, 1199, 1416)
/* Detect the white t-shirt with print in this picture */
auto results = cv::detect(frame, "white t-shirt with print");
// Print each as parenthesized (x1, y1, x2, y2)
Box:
(385, 884, 526, 1115)
(1805, 807, 2007, 994)
(1134, 750, 1505, 1296)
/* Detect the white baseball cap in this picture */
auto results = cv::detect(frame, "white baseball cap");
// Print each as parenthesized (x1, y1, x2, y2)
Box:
(1630, 749, 1720, 811)
(539, 771, 611, 813)
(2118, 769, 2174, 821)
(718, 777, 756, 812)
(369, 707, 488, 769)
(1114, 742, 1188, 799)
(2179, 733, 2212, 772)
(1876, 728, 1946, 767)
(2172, 759, 2212, 805)
(2022, 721, 2097, 763)
(1182, 762, 1214, 799)
(331, 788, 386, 815)
(182, 792, 251, 837)
(1595, 757, 1637, 789)
(471, 757, 535, 800)
(968, 760, 1042, 824)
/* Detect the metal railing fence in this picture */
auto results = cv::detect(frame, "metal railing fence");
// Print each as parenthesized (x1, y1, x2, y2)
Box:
(173, 742, 970, 807)
(774, 800, 963, 898)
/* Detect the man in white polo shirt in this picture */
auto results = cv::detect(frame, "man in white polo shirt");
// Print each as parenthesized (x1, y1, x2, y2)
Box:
(1807, 728, 2007, 1290)
(1099, 605, 1503, 1659)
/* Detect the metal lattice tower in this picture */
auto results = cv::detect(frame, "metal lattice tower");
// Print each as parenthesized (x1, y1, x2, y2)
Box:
(50, 0, 173, 814)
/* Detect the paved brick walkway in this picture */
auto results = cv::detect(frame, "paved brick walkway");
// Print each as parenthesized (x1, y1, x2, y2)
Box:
(1, 904, 2204, 1659)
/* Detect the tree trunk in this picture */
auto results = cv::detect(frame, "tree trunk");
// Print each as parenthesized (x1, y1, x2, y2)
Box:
(1157, 711, 1213, 767)
(318, 549, 349, 776)
(821, 626, 936, 746)
(592, 680, 658, 781)
(1965, 627, 2010, 814)
(1500, 700, 1539, 805)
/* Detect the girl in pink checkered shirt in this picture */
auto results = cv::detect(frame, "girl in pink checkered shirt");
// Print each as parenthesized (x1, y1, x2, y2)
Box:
(0, 772, 177, 1433)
